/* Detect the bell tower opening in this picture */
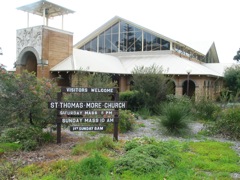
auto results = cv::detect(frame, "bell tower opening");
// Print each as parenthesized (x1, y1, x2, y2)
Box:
(24, 51, 37, 75)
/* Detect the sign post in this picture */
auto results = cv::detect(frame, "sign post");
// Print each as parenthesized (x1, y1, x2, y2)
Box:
(114, 93, 119, 141)
(56, 92, 62, 144)
(49, 87, 127, 143)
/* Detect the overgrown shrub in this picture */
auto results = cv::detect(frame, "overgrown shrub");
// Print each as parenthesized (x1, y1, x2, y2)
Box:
(0, 70, 58, 128)
(193, 98, 221, 121)
(207, 107, 240, 140)
(72, 135, 117, 155)
(115, 140, 181, 175)
(131, 64, 173, 113)
(156, 100, 192, 135)
(105, 110, 136, 133)
(67, 152, 112, 179)
(0, 161, 21, 180)
(0, 126, 54, 151)
(119, 91, 143, 111)
(0, 143, 22, 153)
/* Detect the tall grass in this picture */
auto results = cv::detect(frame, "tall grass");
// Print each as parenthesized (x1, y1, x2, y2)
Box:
(157, 102, 191, 135)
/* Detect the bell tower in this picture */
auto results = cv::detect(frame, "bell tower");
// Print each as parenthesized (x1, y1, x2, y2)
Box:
(15, 0, 74, 78)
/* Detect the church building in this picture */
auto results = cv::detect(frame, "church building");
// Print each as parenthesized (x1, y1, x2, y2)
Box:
(15, 0, 230, 99)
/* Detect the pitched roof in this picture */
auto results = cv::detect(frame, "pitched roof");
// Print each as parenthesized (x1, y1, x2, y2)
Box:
(51, 49, 228, 77)
(74, 16, 204, 57)
(50, 49, 128, 74)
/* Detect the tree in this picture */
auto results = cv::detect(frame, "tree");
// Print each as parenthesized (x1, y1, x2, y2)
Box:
(0, 70, 59, 128)
(233, 48, 240, 62)
(223, 65, 240, 97)
(131, 64, 173, 113)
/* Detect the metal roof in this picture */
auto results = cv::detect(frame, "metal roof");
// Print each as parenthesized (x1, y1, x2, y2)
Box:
(50, 49, 128, 74)
(17, 0, 74, 18)
(51, 49, 227, 77)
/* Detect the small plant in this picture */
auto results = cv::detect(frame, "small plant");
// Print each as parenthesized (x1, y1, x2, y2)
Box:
(207, 107, 240, 140)
(0, 126, 54, 151)
(67, 152, 113, 179)
(106, 110, 136, 133)
(193, 98, 220, 121)
(120, 90, 143, 111)
(137, 107, 151, 119)
(115, 141, 181, 175)
(0, 161, 22, 180)
(72, 135, 117, 155)
(0, 143, 22, 153)
(157, 101, 191, 135)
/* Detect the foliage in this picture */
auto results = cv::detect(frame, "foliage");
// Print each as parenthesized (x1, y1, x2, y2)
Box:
(233, 48, 240, 62)
(72, 135, 118, 155)
(119, 90, 143, 111)
(115, 139, 181, 175)
(0, 126, 54, 151)
(206, 107, 240, 140)
(67, 152, 113, 179)
(0, 70, 58, 128)
(131, 64, 174, 113)
(15, 138, 240, 179)
(154, 95, 192, 134)
(185, 141, 240, 172)
(156, 100, 192, 135)
(0, 142, 22, 154)
(105, 110, 136, 133)
(0, 161, 22, 180)
(137, 107, 152, 119)
(193, 97, 221, 121)
(223, 65, 240, 97)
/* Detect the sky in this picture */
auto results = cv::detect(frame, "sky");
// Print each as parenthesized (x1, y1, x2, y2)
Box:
(0, 0, 239, 69)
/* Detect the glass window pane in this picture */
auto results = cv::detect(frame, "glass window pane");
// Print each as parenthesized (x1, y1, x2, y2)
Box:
(120, 33, 127, 51)
(134, 26, 141, 32)
(112, 23, 119, 34)
(135, 31, 142, 51)
(85, 42, 90, 51)
(144, 32, 151, 51)
(127, 24, 134, 32)
(152, 36, 160, 50)
(105, 27, 111, 35)
(120, 21, 127, 33)
(99, 33, 105, 53)
(112, 34, 118, 52)
(127, 32, 135, 52)
(162, 39, 170, 50)
(91, 37, 97, 52)
(105, 34, 111, 53)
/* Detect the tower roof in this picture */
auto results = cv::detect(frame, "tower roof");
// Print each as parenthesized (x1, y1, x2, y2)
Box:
(17, 0, 74, 18)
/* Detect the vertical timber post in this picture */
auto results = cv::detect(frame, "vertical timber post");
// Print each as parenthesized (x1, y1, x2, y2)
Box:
(57, 92, 62, 144)
(113, 92, 119, 141)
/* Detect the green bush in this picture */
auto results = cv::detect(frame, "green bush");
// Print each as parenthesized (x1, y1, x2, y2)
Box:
(119, 91, 143, 111)
(207, 107, 240, 140)
(0, 126, 54, 151)
(67, 152, 112, 179)
(0, 161, 21, 180)
(106, 110, 136, 133)
(193, 98, 220, 121)
(157, 101, 191, 135)
(124, 137, 158, 151)
(72, 135, 117, 155)
(0, 143, 22, 153)
(115, 141, 181, 175)
(137, 107, 152, 119)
